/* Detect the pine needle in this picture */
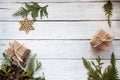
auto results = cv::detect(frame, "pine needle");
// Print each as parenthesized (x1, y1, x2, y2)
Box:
(13, 2, 48, 20)
(82, 53, 119, 80)
(82, 58, 101, 80)
(0, 52, 44, 79)
(27, 54, 36, 76)
(103, 0, 113, 27)
(3, 53, 12, 65)
(35, 60, 41, 71)
(102, 53, 119, 80)
(0, 62, 8, 75)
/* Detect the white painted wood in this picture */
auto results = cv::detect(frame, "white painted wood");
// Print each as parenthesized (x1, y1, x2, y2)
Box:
(0, 0, 119, 3)
(35, 60, 120, 80)
(0, 0, 120, 80)
(0, 22, 120, 39)
(0, 40, 120, 59)
(0, 2, 120, 20)
(0, 59, 119, 80)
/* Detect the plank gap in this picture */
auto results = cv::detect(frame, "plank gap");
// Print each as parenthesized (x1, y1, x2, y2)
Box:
(0, 39, 120, 40)
(0, 20, 120, 22)
(0, 1, 120, 3)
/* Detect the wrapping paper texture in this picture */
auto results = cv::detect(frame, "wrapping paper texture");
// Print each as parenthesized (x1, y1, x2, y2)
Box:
(90, 29, 114, 50)
(5, 41, 30, 62)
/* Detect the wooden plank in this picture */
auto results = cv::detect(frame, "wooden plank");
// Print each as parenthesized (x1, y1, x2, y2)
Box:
(0, 40, 120, 59)
(0, 22, 120, 39)
(34, 60, 120, 80)
(0, 0, 119, 3)
(0, 2, 120, 20)
(0, 59, 119, 80)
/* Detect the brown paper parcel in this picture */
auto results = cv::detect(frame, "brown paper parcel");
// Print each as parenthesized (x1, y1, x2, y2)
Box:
(5, 41, 30, 63)
(90, 29, 114, 50)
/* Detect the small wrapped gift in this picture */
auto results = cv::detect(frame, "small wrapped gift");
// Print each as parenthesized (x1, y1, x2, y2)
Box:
(5, 41, 30, 63)
(90, 29, 114, 50)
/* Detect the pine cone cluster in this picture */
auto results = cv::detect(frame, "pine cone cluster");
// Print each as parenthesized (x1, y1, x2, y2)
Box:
(0, 53, 44, 80)
(0, 64, 17, 80)
(0, 64, 34, 80)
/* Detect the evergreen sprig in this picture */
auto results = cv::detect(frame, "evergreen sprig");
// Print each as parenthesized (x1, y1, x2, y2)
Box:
(27, 54, 36, 76)
(13, 2, 48, 20)
(102, 53, 119, 80)
(0, 53, 45, 80)
(82, 53, 119, 80)
(3, 53, 12, 65)
(103, 0, 113, 27)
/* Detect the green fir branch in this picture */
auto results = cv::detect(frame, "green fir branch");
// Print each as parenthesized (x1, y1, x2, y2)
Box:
(82, 53, 119, 80)
(3, 53, 12, 65)
(35, 60, 41, 71)
(102, 53, 119, 80)
(0, 62, 8, 75)
(103, 0, 113, 27)
(18, 54, 44, 80)
(27, 54, 36, 76)
(13, 2, 48, 20)
(0, 51, 44, 79)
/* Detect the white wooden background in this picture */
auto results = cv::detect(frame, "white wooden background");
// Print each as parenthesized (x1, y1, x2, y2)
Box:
(0, 0, 120, 80)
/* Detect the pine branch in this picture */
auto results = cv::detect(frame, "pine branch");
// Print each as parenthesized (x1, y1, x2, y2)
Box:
(0, 52, 44, 79)
(102, 53, 119, 80)
(3, 53, 12, 65)
(82, 58, 101, 80)
(0, 62, 8, 75)
(35, 60, 41, 71)
(110, 53, 119, 79)
(82, 53, 119, 80)
(27, 54, 36, 76)
(18, 70, 31, 78)
(13, 2, 48, 20)
(103, 0, 113, 27)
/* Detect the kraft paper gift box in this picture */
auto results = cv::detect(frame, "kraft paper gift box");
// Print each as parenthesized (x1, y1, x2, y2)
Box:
(90, 29, 114, 50)
(5, 40, 30, 63)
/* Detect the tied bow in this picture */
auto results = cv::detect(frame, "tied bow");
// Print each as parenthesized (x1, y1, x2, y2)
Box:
(91, 33, 114, 47)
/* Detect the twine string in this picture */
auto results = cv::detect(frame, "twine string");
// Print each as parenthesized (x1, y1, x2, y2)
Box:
(92, 33, 114, 47)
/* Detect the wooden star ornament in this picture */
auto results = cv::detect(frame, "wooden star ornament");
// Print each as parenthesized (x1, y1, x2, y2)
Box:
(19, 17, 35, 34)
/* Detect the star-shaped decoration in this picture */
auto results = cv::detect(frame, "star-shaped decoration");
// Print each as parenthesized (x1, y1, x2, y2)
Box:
(19, 17, 35, 34)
